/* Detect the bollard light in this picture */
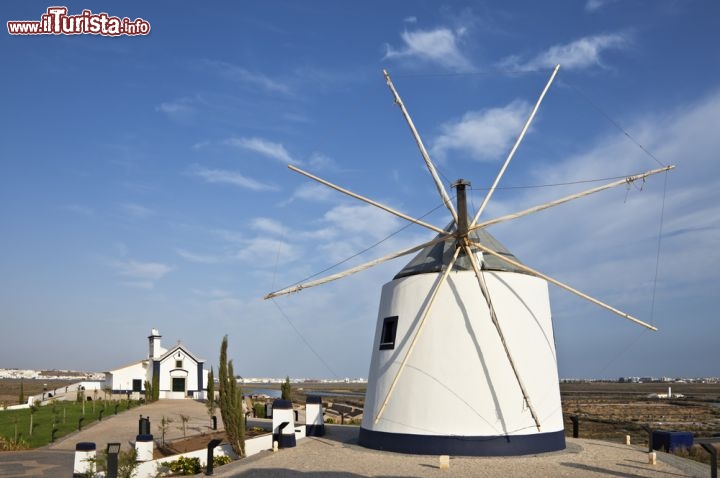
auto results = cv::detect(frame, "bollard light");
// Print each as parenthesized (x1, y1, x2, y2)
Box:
(205, 438, 223, 475)
(106, 442, 121, 478)
(570, 415, 579, 438)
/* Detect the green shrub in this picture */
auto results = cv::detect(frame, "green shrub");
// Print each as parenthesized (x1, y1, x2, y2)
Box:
(253, 402, 266, 418)
(324, 417, 335, 424)
(161, 456, 202, 475)
(0, 435, 29, 451)
(212, 455, 232, 467)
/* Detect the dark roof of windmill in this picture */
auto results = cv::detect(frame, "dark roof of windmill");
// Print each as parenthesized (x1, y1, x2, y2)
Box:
(394, 222, 528, 280)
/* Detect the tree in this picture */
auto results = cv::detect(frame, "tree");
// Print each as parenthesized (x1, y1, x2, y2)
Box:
(281, 376, 292, 401)
(206, 367, 217, 419)
(178, 414, 189, 438)
(158, 415, 173, 447)
(18, 379, 24, 405)
(144, 380, 153, 403)
(29, 401, 39, 437)
(117, 448, 139, 478)
(152, 373, 160, 402)
(218, 335, 245, 457)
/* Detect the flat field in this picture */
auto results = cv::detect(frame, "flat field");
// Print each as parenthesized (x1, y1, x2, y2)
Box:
(561, 382, 720, 443)
(0, 379, 78, 407)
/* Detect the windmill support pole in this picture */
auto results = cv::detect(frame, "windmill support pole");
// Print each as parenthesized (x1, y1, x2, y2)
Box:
(374, 247, 462, 424)
(472, 64, 560, 227)
(288, 165, 446, 235)
(463, 244, 542, 431)
(470, 165, 675, 233)
(470, 241, 658, 331)
(383, 69, 458, 223)
(264, 234, 455, 299)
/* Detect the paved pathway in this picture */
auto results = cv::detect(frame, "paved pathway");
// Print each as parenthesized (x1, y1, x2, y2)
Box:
(48, 399, 219, 451)
(0, 399, 218, 477)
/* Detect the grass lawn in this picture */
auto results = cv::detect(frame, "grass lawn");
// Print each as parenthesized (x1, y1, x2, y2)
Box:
(0, 399, 142, 449)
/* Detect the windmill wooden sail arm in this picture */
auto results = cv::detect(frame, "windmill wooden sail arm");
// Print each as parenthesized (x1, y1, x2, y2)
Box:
(463, 243, 542, 431)
(469, 240, 658, 331)
(470, 165, 675, 232)
(383, 69, 458, 224)
(374, 246, 462, 425)
(471, 64, 560, 227)
(288, 164, 446, 235)
(264, 234, 456, 300)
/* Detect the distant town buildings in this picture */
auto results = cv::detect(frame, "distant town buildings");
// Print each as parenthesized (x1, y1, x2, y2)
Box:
(0, 368, 104, 380)
(239, 377, 367, 384)
(560, 377, 720, 384)
(6, 367, 719, 386)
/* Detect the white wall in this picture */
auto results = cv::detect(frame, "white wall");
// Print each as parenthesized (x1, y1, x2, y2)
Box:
(108, 362, 147, 392)
(362, 270, 564, 437)
(156, 348, 206, 398)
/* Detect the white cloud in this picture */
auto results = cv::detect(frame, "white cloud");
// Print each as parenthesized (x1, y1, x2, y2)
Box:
(585, 0, 617, 12)
(323, 204, 401, 241)
(155, 97, 195, 118)
(176, 249, 220, 264)
(109, 258, 173, 289)
(484, 90, 720, 319)
(62, 204, 94, 216)
(112, 260, 173, 280)
(119, 202, 154, 218)
(500, 33, 628, 72)
(292, 183, 335, 202)
(234, 237, 298, 264)
(190, 165, 278, 191)
(403, 16, 417, 24)
(431, 100, 530, 162)
(192, 288, 233, 299)
(225, 137, 298, 165)
(250, 217, 287, 236)
(202, 60, 291, 94)
(308, 152, 337, 170)
(384, 27, 473, 71)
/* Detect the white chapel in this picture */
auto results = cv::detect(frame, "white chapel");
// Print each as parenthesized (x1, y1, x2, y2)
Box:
(104, 329, 208, 399)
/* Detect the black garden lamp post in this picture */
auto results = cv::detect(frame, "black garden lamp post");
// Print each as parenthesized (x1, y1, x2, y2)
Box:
(106, 442, 121, 478)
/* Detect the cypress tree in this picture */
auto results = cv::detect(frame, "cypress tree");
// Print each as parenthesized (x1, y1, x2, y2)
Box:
(206, 367, 217, 419)
(281, 376, 292, 401)
(219, 335, 245, 456)
(152, 373, 160, 402)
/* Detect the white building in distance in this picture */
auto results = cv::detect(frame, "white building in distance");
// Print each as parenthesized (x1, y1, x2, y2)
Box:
(104, 329, 208, 399)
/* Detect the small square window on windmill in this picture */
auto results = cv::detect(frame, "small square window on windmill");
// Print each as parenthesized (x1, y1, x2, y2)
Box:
(264, 64, 674, 457)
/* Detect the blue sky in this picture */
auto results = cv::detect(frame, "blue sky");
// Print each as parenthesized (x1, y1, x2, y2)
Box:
(2, 1, 718, 380)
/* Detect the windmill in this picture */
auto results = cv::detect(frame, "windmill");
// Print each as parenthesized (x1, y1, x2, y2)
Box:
(265, 65, 674, 456)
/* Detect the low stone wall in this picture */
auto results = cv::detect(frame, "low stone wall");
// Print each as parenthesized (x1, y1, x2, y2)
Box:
(132, 425, 307, 477)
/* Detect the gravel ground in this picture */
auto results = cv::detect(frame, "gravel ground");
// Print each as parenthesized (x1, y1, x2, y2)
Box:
(213, 425, 709, 478)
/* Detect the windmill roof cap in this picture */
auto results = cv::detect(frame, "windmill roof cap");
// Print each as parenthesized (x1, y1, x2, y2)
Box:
(393, 222, 528, 280)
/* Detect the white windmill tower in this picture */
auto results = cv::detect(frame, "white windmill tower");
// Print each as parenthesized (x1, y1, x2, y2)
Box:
(265, 65, 673, 456)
